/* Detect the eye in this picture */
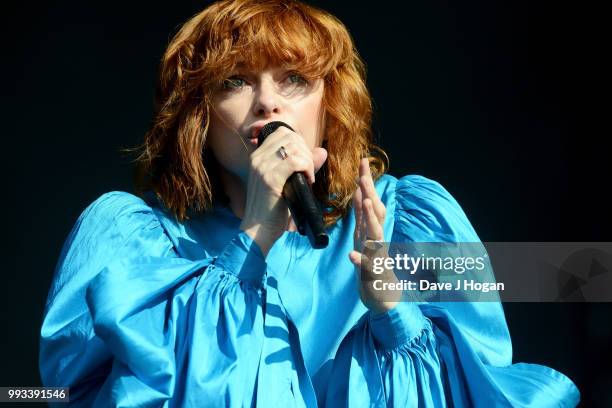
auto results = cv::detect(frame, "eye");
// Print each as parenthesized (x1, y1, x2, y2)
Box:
(222, 76, 246, 90)
(287, 72, 308, 86)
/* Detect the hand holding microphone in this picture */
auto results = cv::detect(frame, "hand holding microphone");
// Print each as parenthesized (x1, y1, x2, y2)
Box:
(239, 121, 328, 256)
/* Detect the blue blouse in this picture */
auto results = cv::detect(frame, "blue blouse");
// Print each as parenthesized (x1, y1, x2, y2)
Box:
(39, 174, 580, 407)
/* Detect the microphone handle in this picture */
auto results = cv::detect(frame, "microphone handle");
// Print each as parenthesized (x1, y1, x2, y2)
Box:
(284, 172, 329, 249)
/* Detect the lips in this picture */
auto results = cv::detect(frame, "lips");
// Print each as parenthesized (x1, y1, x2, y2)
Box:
(247, 125, 266, 147)
(251, 125, 264, 140)
(248, 121, 291, 144)
(249, 122, 275, 142)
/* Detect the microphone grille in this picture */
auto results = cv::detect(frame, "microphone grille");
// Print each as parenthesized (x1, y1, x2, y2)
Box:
(257, 121, 295, 146)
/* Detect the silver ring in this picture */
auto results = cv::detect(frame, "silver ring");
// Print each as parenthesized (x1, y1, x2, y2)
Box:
(278, 145, 288, 160)
(363, 238, 384, 252)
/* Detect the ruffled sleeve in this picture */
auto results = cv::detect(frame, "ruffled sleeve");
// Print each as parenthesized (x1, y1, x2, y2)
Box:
(39, 191, 307, 407)
(325, 175, 580, 407)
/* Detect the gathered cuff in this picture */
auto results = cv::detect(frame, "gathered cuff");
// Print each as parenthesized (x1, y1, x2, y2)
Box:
(369, 302, 427, 350)
(214, 231, 267, 287)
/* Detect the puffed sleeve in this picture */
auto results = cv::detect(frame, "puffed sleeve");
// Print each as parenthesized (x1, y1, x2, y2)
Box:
(39, 192, 307, 407)
(325, 175, 580, 407)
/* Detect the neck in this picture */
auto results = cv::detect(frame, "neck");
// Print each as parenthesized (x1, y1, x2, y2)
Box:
(218, 167, 247, 219)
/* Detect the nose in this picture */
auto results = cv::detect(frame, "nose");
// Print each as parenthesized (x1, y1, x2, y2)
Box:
(252, 79, 281, 117)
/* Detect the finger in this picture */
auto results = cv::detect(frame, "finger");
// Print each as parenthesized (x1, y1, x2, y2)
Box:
(349, 249, 361, 266)
(350, 250, 385, 302)
(312, 147, 328, 174)
(359, 160, 385, 223)
(260, 136, 310, 162)
(349, 250, 374, 280)
(352, 186, 363, 247)
(260, 130, 313, 162)
(292, 153, 316, 185)
(359, 157, 369, 178)
(281, 139, 316, 184)
(364, 198, 383, 241)
(258, 127, 295, 150)
(355, 205, 370, 252)
(270, 148, 316, 185)
(264, 128, 311, 154)
(359, 195, 367, 249)
(262, 125, 298, 142)
(360, 177, 385, 224)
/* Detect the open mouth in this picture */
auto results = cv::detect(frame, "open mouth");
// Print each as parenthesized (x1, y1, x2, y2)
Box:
(247, 125, 266, 146)
(251, 126, 264, 139)
(247, 137, 259, 146)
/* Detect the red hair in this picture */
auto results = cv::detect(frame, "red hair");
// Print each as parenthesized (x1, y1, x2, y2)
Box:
(131, 0, 388, 225)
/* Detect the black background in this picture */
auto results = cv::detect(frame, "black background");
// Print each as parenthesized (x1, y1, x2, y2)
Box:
(3, 1, 610, 406)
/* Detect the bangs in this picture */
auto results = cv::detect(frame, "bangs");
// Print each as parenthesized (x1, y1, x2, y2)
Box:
(200, 1, 349, 85)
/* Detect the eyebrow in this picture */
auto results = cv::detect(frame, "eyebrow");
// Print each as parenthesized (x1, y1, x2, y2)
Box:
(232, 62, 294, 73)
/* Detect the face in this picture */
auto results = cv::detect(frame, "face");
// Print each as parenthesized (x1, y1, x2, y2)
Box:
(207, 65, 326, 183)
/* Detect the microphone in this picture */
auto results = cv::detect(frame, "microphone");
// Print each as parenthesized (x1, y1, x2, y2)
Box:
(257, 121, 329, 249)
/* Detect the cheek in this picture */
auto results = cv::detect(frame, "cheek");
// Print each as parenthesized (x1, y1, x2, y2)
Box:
(297, 98, 325, 146)
(206, 106, 251, 179)
(208, 102, 240, 149)
(207, 113, 226, 154)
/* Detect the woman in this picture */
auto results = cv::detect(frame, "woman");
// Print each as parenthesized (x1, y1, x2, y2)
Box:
(39, 0, 580, 406)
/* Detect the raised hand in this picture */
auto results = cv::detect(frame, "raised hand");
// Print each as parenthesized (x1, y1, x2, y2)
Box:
(348, 158, 400, 315)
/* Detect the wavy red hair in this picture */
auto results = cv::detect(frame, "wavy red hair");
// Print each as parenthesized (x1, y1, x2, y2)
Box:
(130, 0, 388, 225)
